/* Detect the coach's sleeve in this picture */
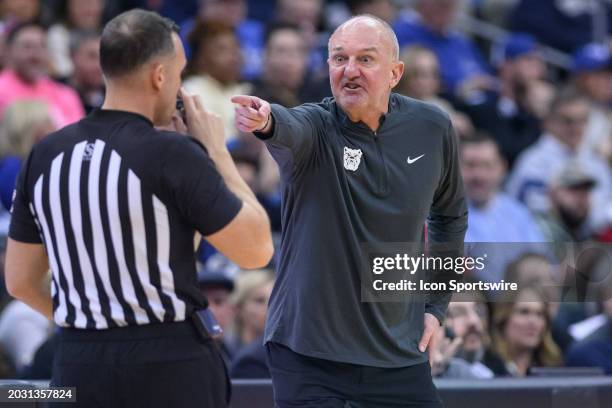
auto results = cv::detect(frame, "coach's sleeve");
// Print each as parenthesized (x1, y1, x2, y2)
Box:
(253, 103, 320, 172)
(9, 150, 43, 244)
(163, 137, 243, 236)
(426, 121, 468, 325)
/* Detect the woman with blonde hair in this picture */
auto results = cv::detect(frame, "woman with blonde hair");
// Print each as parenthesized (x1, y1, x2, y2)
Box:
(227, 269, 275, 378)
(492, 285, 562, 376)
(0, 100, 55, 210)
(230, 269, 275, 351)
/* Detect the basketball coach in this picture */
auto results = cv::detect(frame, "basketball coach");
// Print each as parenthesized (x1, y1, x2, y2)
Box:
(233, 15, 467, 407)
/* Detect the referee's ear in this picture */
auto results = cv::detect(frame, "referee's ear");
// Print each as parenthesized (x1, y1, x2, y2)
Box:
(150, 62, 165, 92)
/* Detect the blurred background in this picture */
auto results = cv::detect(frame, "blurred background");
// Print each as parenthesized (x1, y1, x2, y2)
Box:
(0, 0, 611, 396)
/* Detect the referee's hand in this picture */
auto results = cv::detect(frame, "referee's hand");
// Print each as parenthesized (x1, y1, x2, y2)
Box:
(179, 88, 226, 153)
(231, 95, 272, 134)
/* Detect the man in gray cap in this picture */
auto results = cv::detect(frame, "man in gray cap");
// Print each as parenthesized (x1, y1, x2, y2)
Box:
(535, 160, 597, 242)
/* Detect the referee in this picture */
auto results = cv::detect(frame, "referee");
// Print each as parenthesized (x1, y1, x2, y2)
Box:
(4, 9, 273, 408)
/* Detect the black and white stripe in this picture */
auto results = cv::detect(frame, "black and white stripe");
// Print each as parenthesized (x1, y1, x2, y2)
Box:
(31, 140, 186, 329)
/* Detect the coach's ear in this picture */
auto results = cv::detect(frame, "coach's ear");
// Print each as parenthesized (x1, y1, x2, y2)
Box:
(390, 60, 404, 89)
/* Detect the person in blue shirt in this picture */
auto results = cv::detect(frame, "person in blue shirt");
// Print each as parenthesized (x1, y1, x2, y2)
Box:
(393, 0, 494, 94)
(460, 133, 545, 283)
(510, 0, 612, 54)
(566, 298, 612, 374)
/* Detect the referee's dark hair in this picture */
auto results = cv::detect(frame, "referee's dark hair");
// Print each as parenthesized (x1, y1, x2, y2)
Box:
(100, 9, 179, 78)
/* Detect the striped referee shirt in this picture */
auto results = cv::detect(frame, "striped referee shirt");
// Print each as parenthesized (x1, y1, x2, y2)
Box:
(9, 109, 242, 330)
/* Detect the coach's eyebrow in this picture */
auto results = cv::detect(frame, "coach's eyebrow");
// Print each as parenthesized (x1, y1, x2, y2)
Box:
(330, 46, 380, 53)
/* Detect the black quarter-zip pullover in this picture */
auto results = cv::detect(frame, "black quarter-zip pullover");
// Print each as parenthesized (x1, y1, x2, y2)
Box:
(258, 93, 467, 367)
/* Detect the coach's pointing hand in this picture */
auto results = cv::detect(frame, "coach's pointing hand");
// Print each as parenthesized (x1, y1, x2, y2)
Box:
(231, 95, 273, 134)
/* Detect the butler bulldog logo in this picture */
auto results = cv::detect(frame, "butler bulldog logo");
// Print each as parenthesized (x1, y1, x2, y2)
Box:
(343, 146, 362, 171)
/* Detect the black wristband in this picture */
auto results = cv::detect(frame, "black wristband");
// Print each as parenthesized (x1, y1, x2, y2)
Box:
(255, 113, 271, 132)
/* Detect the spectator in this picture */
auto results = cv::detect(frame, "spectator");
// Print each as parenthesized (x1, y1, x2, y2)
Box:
(503, 252, 584, 353)
(251, 23, 308, 108)
(432, 300, 509, 378)
(228, 269, 274, 378)
(565, 295, 612, 374)
(397, 45, 473, 138)
(0, 100, 55, 212)
(105, 0, 198, 24)
(506, 88, 612, 230)
(345, 0, 396, 23)
(251, 23, 329, 108)
(183, 19, 251, 141)
(504, 253, 559, 305)
(461, 134, 544, 283)
(197, 269, 237, 364)
(461, 134, 544, 242)
(569, 43, 612, 162)
(393, 0, 493, 94)
(229, 139, 281, 230)
(477, 0, 520, 28)
(196, 137, 281, 267)
(230, 269, 274, 351)
(230, 333, 271, 379)
(492, 286, 562, 376)
(510, 0, 612, 54)
(535, 161, 597, 242)
(463, 33, 549, 168)
(561, 246, 612, 352)
(47, 0, 104, 78)
(0, 0, 46, 26)
(0, 22, 85, 127)
(274, 0, 327, 75)
(63, 31, 104, 113)
(179, 0, 265, 80)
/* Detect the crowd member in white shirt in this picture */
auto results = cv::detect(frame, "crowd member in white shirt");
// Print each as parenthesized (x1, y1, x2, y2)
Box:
(506, 87, 612, 230)
(183, 19, 251, 142)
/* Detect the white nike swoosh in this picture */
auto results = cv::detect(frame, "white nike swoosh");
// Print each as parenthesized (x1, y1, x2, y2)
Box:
(407, 154, 425, 164)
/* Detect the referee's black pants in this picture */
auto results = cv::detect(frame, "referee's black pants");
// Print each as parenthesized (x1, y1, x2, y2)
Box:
(266, 342, 443, 408)
(49, 321, 230, 408)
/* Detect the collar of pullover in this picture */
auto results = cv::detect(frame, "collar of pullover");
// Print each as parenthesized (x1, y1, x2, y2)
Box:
(334, 94, 400, 138)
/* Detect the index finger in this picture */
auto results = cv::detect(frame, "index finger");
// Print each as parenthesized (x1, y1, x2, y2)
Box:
(179, 87, 200, 117)
(231, 95, 259, 108)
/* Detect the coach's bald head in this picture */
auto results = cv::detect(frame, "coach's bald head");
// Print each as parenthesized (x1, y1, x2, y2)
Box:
(327, 15, 404, 131)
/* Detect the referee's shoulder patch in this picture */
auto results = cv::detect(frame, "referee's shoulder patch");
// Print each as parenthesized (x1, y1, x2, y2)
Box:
(83, 143, 95, 161)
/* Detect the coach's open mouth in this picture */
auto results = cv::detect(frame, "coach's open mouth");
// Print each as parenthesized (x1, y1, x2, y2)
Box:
(344, 83, 362, 90)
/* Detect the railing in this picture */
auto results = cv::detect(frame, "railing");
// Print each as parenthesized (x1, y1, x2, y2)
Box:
(3, 377, 611, 407)
(454, 0, 612, 70)
(457, 13, 573, 70)
(229, 377, 612, 408)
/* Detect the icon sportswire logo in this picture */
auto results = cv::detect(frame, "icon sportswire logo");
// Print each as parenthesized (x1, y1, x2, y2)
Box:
(406, 154, 425, 164)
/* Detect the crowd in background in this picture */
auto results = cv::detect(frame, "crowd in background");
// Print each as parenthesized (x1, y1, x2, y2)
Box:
(0, 0, 610, 382)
